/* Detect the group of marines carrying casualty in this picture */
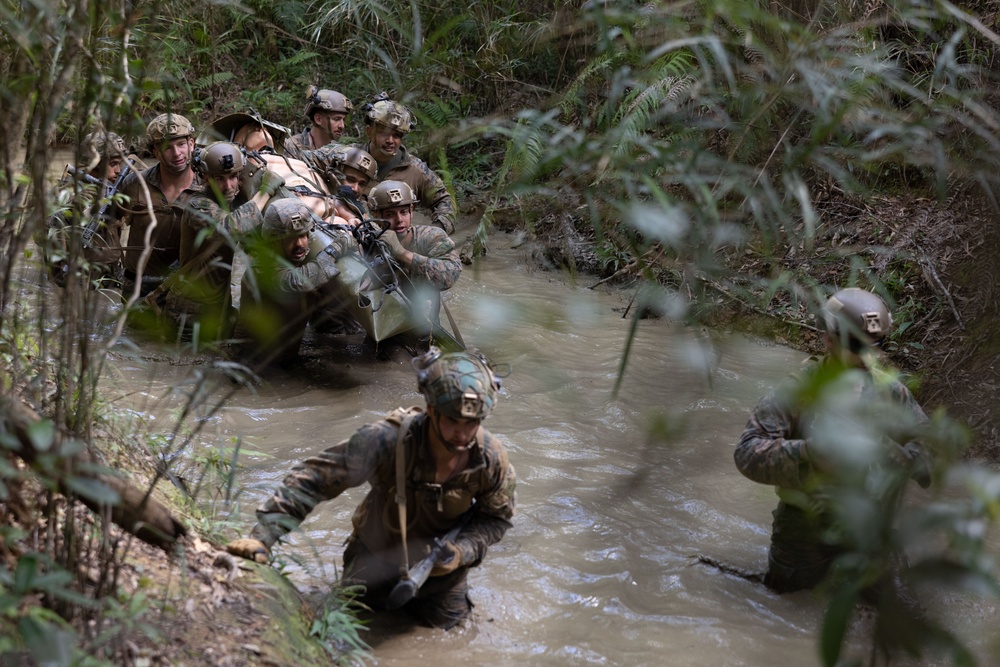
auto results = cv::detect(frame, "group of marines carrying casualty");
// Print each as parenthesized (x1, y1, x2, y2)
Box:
(36, 87, 942, 634)
(40, 88, 460, 366)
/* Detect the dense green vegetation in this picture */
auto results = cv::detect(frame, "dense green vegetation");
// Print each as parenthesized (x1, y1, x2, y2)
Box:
(3, 0, 1000, 665)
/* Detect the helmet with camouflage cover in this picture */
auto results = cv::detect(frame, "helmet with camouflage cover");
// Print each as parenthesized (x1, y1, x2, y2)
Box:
(305, 86, 353, 119)
(262, 198, 313, 239)
(369, 180, 417, 211)
(194, 142, 245, 177)
(414, 347, 501, 420)
(820, 288, 893, 352)
(362, 94, 415, 134)
(342, 147, 377, 180)
(146, 113, 196, 149)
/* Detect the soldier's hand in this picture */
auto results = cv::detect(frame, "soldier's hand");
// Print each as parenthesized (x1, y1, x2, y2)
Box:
(429, 541, 462, 577)
(226, 538, 270, 564)
(258, 170, 286, 196)
(378, 229, 406, 259)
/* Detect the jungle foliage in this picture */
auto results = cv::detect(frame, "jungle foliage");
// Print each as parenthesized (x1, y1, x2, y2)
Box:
(2, 0, 1000, 665)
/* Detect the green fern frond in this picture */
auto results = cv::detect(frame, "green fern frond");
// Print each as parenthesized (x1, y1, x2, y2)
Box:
(192, 71, 235, 91)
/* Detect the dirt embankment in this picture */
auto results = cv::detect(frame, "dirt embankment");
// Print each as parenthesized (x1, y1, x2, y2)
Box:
(478, 184, 1000, 461)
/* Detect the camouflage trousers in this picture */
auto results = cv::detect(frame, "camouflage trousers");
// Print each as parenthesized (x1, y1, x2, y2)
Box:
(343, 538, 473, 630)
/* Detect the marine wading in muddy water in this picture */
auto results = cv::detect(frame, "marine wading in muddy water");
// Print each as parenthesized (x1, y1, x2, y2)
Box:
(43, 93, 465, 369)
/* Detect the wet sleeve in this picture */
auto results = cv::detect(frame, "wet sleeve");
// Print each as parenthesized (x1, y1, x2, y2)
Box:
(733, 384, 811, 489)
(274, 252, 340, 293)
(415, 161, 455, 235)
(252, 425, 392, 547)
(407, 228, 461, 291)
(455, 438, 516, 567)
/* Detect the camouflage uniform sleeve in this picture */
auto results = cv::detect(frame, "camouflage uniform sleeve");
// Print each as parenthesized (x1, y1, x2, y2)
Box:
(274, 252, 339, 293)
(299, 143, 348, 190)
(413, 158, 456, 234)
(734, 379, 812, 489)
(184, 196, 263, 239)
(251, 423, 395, 547)
(283, 133, 304, 160)
(455, 433, 516, 567)
(407, 227, 461, 290)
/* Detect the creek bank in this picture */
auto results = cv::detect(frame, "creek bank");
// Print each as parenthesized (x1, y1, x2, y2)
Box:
(478, 185, 1000, 460)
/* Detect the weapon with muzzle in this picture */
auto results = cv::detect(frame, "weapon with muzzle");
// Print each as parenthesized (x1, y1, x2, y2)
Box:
(79, 157, 134, 249)
(385, 510, 474, 610)
(311, 215, 465, 351)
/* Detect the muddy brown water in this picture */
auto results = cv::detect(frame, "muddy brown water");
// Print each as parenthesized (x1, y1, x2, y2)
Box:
(83, 230, 1000, 667)
(26, 153, 995, 666)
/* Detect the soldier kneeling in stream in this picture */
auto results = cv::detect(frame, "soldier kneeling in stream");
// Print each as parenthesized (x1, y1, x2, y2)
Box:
(227, 347, 516, 629)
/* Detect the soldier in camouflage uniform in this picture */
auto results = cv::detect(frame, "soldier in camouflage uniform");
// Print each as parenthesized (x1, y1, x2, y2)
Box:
(38, 131, 130, 287)
(116, 113, 204, 297)
(159, 142, 281, 342)
(365, 180, 461, 357)
(227, 347, 516, 629)
(734, 288, 933, 593)
(354, 94, 457, 234)
(283, 86, 353, 159)
(234, 198, 355, 366)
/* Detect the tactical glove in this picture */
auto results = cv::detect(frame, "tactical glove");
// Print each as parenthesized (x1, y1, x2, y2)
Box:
(258, 170, 286, 196)
(226, 538, 270, 564)
(429, 541, 462, 577)
(378, 228, 406, 259)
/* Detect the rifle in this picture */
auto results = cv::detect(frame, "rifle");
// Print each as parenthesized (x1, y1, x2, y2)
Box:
(316, 216, 466, 351)
(81, 157, 134, 249)
(385, 509, 474, 610)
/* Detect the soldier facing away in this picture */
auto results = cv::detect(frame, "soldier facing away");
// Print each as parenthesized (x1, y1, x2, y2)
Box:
(734, 288, 933, 595)
(227, 347, 516, 629)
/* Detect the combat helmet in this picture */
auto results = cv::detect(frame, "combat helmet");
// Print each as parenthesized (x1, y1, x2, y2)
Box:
(193, 142, 245, 176)
(820, 288, 892, 352)
(414, 347, 501, 420)
(342, 147, 377, 180)
(369, 180, 417, 211)
(84, 131, 126, 157)
(146, 113, 195, 149)
(362, 93, 415, 134)
(305, 86, 353, 119)
(262, 198, 313, 238)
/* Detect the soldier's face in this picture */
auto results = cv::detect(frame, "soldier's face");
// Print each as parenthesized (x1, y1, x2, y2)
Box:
(366, 124, 404, 161)
(155, 136, 194, 175)
(282, 233, 310, 265)
(313, 111, 346, 140)
(208, 173, 241, 203)
(430, 408, 481, 453)
(381, 204, 413, 240)
(104, 157, 124, 181)
(341, 167, 371, 196)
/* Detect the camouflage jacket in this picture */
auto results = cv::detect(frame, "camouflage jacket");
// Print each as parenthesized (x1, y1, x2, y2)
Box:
(403, 225, 461, 291)
(252, 407, 516, 572)
(734, 356, 932, 575)
(283, 127, 322, 161)
(297, 142, 349, 193)
(170, 193, 265, 310)
(117, 164, 204, 276)
(353, 143, 456, 234)
(734, 356, 931, 490)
